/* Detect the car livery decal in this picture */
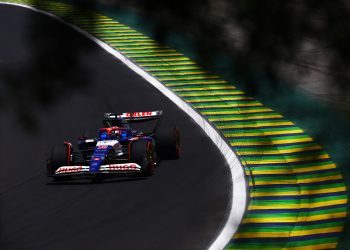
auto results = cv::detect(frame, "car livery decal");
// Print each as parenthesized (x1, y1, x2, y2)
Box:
(56, 166, 89, 174)
(55, 164, 141, 174)
(99, 163, 141, 171)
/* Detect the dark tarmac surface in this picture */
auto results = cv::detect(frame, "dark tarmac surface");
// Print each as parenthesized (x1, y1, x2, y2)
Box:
(0, 5, 231, 250)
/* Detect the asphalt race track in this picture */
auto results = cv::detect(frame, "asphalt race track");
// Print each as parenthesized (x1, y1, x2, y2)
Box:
(0, 5, 231, 250)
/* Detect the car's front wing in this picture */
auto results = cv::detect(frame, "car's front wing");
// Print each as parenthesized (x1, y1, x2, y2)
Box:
(53, 163, 142, 176)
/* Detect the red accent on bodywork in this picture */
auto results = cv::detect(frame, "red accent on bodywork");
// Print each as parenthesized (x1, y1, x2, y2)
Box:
(64, 141, 72, 165)
(108, 163, 138, 171)
(57, 166, 83, 173)
(98, 126, 128, 136)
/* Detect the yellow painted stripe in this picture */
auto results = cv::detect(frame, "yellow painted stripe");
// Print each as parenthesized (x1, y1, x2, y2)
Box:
(246, 168, 288, 175)
(165, 80, 228, 86)
(91, 17, 114, 21)
(110, 42, 158, 46)
(92, 29, 137, 33)
(225, 129, 304, 137)
(242, 212, 347, 223)
(104, 38, 154, 41)
(292, 163, 337, 173)
(76, 21, 122, 25)
(250, 186, 345, 197)
(251, 164, 336, 175)
(64, 15, 110, 20)
(116, 46, 169, 50)
(101, 34, 147, 40)
(179, 91, 244, 97)
(139, 61, 197, 66)
(100, 31, 145, 35)
(187, 96, 253, 102)
(91, 21, 121, 24)
(245, 154, 330, 165)
(83, 27, 132, 31)
(248, 198, 347, 210)
(201, 108, 271, 114)
(153, 71, 211, 76)
(211, 114, 283, 122)
(111, 43, 161, 47)
(98, 28, 137, 31)
(108, 41, 156, 44)
(231, 137, 313, 146)
(127, 53, 184, 58)
(194, 103, 263, 108)
(77, 17, 114, 22)
(123, 49, 177, 54)
(238, 145, 322, 155)
(168, 85, 233, 90)
(159, 76, 220, 81)
(217, 121, 295, 129)
(250, 174, 343, 186)
(123, 47, 173, 51)
(146, 66, 201, 71)
(133, 58, 190, 62)
(83, 25, 129, 28)
(97, 34, 143, 38)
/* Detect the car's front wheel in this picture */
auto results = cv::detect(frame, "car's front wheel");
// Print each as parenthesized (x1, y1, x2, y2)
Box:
(130, 140, 155, 176)
(47, 143, 71, 180)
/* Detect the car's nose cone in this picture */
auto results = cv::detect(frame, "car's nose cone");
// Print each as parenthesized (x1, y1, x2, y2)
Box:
(90, 157, 103, 173)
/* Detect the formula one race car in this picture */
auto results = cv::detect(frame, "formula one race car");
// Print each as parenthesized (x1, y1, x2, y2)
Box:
(47, 111, 180, 180)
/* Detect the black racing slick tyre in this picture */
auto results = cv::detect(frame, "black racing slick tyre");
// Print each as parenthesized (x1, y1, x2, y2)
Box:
(47, 143, 70, 177)
(156, 126, 181, 160)
(130, 140, 155, 176)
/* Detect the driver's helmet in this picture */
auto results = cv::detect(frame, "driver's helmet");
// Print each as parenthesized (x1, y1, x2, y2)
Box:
(109, 129, 120, 139)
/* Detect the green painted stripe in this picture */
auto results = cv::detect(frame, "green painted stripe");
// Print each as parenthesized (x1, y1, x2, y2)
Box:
(244, 208, 346, 219)
(249, 195, 346, 205)
(240, 221, 344, 232)
(144, 65, 201, 71)
(139, 61, 197, 67)
(250, 172, 341, 183)
(242, 154, 329, 164)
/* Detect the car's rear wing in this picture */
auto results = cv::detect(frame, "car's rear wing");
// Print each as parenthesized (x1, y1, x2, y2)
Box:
(103, 111, 163, 132)
(104, 110, 163, 122)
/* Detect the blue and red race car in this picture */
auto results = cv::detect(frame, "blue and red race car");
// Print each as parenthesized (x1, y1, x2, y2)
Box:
(47, 111, 180, 180)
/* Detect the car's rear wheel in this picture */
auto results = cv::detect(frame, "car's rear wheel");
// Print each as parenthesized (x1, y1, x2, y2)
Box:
(156, 126, 181, 160)
(47, 143, 71, 180)
(130, 140, 155, 176)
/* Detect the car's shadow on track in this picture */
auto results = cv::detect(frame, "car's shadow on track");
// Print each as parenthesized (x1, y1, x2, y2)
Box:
(45, 176, 147, 186)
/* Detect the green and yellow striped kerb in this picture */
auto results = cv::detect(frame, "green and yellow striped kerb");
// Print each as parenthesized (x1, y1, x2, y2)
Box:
(2, 1, 347, 249)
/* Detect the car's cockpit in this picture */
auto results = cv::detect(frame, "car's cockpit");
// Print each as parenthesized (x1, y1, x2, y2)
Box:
(98, 127, 132, 141)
